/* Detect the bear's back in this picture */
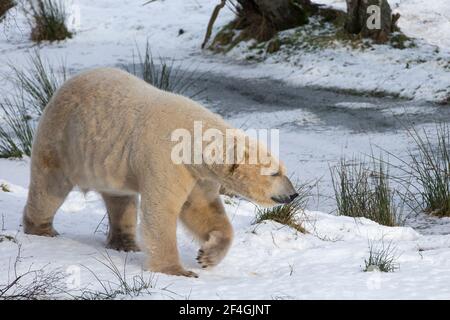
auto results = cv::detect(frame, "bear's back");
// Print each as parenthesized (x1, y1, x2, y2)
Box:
(33, 67, 231, 163)
(42, 67, 227, 130)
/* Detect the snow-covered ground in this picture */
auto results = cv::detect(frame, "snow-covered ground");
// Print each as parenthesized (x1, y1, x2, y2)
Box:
(223, 0, 450, 102)
(2, 159, 450, 299)
(1, 0, 450, 299)
(0, 0, 449, 102)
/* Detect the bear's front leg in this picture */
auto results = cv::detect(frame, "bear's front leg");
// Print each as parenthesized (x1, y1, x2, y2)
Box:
(139, 170, 197, 278)
(180, 181, 233, 269)
(181, 197, 233, 269)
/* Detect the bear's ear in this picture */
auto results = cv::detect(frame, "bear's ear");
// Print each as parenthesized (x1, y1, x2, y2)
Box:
(223, 128, 250, 176)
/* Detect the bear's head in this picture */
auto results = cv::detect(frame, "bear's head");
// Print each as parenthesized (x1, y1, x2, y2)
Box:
(203, 132, 298, 207)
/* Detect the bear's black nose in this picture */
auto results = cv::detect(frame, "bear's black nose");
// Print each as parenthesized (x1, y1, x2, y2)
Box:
(271, 193, 299, 204)
(290, 193, 299, 201)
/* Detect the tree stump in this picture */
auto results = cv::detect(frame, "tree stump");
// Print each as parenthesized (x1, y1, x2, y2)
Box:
(235, 0, 316, 41)
(345, 0, 396, 43)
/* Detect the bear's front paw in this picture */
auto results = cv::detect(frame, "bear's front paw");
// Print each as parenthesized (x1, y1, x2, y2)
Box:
(196, 231, 232, 269)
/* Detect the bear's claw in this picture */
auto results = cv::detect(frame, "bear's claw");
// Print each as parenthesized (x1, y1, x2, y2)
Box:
(180, 270, 199, 278)
(196, 231, 231, 269)
(106, 234, 140, 252)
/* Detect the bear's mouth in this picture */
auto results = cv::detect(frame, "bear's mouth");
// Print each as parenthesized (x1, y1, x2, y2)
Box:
(271, 193, 298, 204)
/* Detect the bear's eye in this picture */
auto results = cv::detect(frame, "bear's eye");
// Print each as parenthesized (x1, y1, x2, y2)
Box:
(271, 171, 281, 177)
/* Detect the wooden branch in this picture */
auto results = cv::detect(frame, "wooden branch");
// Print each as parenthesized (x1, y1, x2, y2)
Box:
(391, 12, 401, 31)
(142, 0, 157, 5)
(202, 0, 227, 49)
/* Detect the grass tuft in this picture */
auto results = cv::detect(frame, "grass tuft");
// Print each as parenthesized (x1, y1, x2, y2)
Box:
(126, 41, 204, 98)
(8, 50, 68, 115)
(0, 50, 66, 158)
(26, 0, 73, 42)
(0, 234, 16, 242)
(409, 125, 450, 216)
(0, 94, 35, 158)
(79, 251, 158, 300)
(331, 157, 400, 226)
(0, 243, 68, 300)
(0, 248, 174, 300)
(1, 183, 11, 192)
(0, 268, 67, 299)
(253, 183, 312, 233)
(363, 240, 399, 272)
(388, 124, 450, 217)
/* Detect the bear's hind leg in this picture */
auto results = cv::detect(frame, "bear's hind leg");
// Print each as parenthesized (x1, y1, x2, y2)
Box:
(23, 169, 72, 237)
(180, 195, 233, 269)
(101, 194, 139, 252)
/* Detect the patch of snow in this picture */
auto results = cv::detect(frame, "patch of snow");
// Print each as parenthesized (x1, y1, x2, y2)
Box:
(2, 160, 450, 299)
(0, 109, 449, 298)
(334, 102, 381, 110)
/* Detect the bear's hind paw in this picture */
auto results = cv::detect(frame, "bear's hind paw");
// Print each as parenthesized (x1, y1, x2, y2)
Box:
(106, 235, 140, 252)
(23, 218, 59, 237)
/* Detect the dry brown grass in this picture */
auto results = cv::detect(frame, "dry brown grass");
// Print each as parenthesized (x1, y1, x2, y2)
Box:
(27, 0, 72, 42)
(253, 182, 312, 233)
(0, 0, 15, 22)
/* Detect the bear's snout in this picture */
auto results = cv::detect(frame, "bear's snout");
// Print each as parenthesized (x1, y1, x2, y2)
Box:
(270, 175, 298, 204)
(271, 192, 298, 204)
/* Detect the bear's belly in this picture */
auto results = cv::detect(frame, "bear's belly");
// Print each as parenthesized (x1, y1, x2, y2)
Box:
(93, 187, 137, 196)
(76, 180, 138, 196)
(73, 169, 138, 197)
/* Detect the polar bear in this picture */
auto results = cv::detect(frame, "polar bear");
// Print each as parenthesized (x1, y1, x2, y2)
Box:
(23, 68, 298, 277)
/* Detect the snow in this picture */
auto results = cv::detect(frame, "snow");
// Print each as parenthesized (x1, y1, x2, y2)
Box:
(2, 159, 450, 299)
(1, 0, 450, 299)
(0, 0, 449, 102)
(316, 0, 450, 50)
(223, 2, 450, 102)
